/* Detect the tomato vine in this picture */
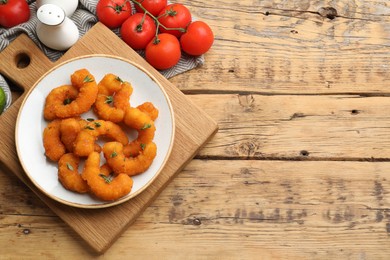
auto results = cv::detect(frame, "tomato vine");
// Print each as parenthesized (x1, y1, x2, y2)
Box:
(97, 0, 214, 69)
(129, 0, 186, 41)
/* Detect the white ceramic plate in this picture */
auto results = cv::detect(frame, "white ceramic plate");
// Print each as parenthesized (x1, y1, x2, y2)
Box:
(15, 55, 175, 208)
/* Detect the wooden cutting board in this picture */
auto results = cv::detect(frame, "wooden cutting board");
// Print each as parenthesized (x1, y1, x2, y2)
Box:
(0, 22, 218, 254)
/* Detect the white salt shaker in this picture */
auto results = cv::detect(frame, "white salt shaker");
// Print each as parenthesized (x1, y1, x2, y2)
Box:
(36, 0, 79, 17)
(36, 4, 79, 51)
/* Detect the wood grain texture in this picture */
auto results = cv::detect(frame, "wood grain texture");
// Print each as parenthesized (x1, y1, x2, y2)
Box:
(172, 0, 390, 94)
(190, 94, 390, 160)
(1, 160, 389, 259)
(0, 23, 217, 253)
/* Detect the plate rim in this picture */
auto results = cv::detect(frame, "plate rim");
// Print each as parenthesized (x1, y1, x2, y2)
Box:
(15, 54, 176, 209)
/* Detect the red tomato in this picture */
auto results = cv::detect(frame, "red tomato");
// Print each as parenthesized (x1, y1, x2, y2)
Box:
(0, 0, 30, 28)
(145, 33, 181, 70)
(96, 0, 131, 29)
(120, 13, 157, 50)
(180, 21, 214, 56)
(134, 0, 167, 17)
(157, 3, 192, 38)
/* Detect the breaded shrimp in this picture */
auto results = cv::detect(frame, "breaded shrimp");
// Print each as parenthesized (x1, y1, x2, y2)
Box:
(44, 69, 98, 120)
(103, 141, 157, 176)
(81, 152, 133, 201)
(114, 81, 133, 112)
(73, 119, 129, 157)
(123, 107, 156, 155)
(123, 141, 145, 157)
(44, 85, 79, 120)
(60, 118, 102, 153)
(60, 117, 83, 152)
(137, 102, 159, 121)
(58, 153, 89, 193)
(93, 74, 133, 122)
(43, 119, 66, 161)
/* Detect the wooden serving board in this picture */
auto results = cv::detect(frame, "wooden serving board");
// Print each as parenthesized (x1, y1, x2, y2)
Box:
(0, 22, 218, 253)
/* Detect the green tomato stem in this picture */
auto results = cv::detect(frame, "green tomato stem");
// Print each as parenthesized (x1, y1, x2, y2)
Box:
(166, 7, 177, 17)
(105, 1, 128, 14)
(136, 12, 147, 32)
(128, 0, 187, 36)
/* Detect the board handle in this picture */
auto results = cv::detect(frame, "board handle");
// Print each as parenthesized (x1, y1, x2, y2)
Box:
(0, 33, 53, 92)
(0, 34, 54, 173)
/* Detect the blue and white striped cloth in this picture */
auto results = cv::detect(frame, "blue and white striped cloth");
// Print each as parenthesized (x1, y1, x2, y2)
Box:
(0, 0, 204, 112)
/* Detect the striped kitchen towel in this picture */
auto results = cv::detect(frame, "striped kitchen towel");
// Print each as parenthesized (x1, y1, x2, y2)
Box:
(0, 0, 204, 112)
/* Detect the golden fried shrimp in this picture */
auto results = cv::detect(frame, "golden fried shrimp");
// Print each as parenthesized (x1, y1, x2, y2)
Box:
(103, 141, 157, 176)
(44, 85, 79, 120)
(58, 153, 89, 193)
(122, 107, 156, 156)
(123, 141, 144, 157)
(124, 107, 156, 144)
(73, 119, 129, 157)
(122, 104, 158, 157)
(81, 152, 133, 201)
(60, 117, 82, 152)
(45, 69, 98, 120)
(93, 74, 133, 122)
(43, 119, 66, 161)
(98, 73, 123, 92)
(137, 102, 159, 121)
(114, 82, 133, 111)
(60, 118, 101, 153)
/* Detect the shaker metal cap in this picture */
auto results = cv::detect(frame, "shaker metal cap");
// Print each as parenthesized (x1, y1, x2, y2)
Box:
(37, 4, 65, 26)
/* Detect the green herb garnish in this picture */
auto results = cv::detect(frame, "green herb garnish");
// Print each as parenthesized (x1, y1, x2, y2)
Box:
(115, 76, 124, 83)
(66, 163, 74, 171)
(110, 151, 117, 158)
(63, 98, 72, 105)
(83, 75, 94, 83)
(141, 123, 152, 130)
(99, 174, 113, 184)
(105, 95, 114, 104)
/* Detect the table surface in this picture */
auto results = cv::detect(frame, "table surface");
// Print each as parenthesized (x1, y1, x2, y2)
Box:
(2, 0, 390, 258)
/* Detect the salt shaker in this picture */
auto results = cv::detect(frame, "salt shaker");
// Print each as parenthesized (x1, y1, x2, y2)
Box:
(36, 4, 79, 51)
(36, 0, 79, 17)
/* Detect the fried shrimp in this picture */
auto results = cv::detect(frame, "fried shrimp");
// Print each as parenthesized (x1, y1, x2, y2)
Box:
(93, 74, 133, 122)
(60, 117, 83, 152)
(43, 119, 66, 161)
(122, 107, 156, 156)
(81, 152, 133, 201)
(103, 141, 157, 176)
(137, 102, 159, 121)
(73, 119, 129, 157)
(44, 85, 79, 120)
(114, 82, 133, 111)
(60, 118, 102, 153)
(58, 153, 89, 193)
(44, 69, 98, 120)
(123, 141, 145, 157)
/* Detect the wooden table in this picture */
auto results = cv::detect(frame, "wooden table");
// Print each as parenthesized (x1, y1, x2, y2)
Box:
(1, 0, 390, 258)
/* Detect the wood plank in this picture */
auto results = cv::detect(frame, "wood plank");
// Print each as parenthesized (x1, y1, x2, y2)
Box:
(188, 94, 390, 160)
(171, 0, 390, 94)
(1, 159, 389, 259)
